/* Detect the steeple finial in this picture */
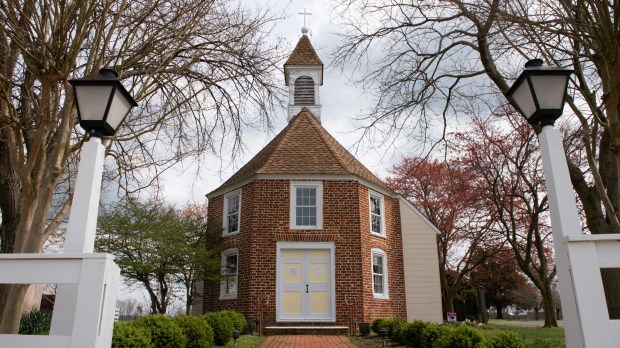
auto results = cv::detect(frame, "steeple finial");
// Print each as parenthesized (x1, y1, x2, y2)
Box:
(298, 8, 312, 34)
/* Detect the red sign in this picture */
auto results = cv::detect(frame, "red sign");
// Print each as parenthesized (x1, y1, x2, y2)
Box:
(447, 312, 457, 322)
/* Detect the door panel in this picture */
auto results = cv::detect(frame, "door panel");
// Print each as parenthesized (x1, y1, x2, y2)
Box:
(278, 248, 333, 321)
(283, 292, 302, 315)
(309, 291, 329, 315)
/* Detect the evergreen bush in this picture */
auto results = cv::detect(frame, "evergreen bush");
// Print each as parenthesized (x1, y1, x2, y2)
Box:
(431, 325, 484, 348)
(202, 312, 233, 346)
(174, 316, 214, 348)
(220, 310, 246, 332)
(400, 320, 428, 348)
(135, 314, 187, 348)
(112, 321, 151, 348)
(420, 324, 451, 348)
(371, 317, 389, 335)
(486, 330, 526, 348)
(388, 319, 409, 343)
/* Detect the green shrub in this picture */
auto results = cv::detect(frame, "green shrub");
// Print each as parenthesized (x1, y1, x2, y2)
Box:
(19, 309, 52, 335)
(431, 325, 484, 348)
(220, 310, 246, 332)
(385, 318, 406, 337)
(389, 320, 409, 343)
(454, 325, 485, 348)
(112, 321, 151, 348)
(135, 314, 187, 348)
(486, 330, 526, 348)
(202, 312, 233, 346)
(401, 320, 428, 348)
(174, 316, 214, 348)
(371, 317, 389, 335)
(421, 324, 451, 348)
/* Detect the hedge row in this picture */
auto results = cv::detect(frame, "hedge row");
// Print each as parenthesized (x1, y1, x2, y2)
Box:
(371, 318, 525, 348)
(112, 310, 245, 348)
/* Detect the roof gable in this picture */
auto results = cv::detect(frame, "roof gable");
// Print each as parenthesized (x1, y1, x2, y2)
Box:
(208, 109, 391, 196)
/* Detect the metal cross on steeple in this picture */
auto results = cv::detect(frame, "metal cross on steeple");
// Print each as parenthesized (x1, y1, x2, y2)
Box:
(299, 8, 312, 32)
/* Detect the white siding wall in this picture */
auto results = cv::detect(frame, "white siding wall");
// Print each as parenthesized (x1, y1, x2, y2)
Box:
(399, 198, 443, 323)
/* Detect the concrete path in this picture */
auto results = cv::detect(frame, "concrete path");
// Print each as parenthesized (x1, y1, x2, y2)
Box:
(259, 335, 356, 347)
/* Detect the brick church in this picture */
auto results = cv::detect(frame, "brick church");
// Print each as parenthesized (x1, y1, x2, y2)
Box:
(195, 31, 442, 331)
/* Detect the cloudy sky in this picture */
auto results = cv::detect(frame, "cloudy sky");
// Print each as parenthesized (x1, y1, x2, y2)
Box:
(153, 0, 413, 207)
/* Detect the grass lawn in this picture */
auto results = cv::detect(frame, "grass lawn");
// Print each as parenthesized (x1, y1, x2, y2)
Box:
(214, 334, 266, 348)
(484, 322, 566, 348)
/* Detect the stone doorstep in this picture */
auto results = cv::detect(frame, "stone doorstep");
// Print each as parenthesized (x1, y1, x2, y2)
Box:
(264, 325, 349, 335)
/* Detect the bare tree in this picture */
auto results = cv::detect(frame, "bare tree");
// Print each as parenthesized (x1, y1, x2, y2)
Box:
(456, 113, 559, 326)
(331, 0, 620, 317)
(386, 157, 499, 316)
(0, 0, 286, 333)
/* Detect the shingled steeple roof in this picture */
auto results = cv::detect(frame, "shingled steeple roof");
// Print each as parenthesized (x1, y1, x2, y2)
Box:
(285, 35, 323, 66)
(208, 109, 392, 197)
(284, 35, 324, 86)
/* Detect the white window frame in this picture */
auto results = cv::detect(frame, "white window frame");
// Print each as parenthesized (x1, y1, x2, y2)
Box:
(369, 191, 386, 237)
(220, 248, 239, 300)
(223, 189, 241, 236)
(290, 181, 323, 229)
(371, 248, 389, 299)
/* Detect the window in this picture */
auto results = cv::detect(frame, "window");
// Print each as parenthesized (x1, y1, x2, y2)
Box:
(371, 248, 389, 299)
(290, 181, 322, 229)
(294, 76, 315, 105)
(369, 191, 385, 236)
(223, 190, 241, 235)
(220, 248, 238, 299)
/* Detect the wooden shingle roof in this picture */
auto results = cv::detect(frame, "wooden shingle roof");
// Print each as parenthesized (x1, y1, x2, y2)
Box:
(284, 35, 323, 66)
(284, 35, 324, 86)
(208, 109, 392, 196)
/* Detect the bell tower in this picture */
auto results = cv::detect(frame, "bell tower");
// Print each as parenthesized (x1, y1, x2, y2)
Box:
(284, 12, 324, 122)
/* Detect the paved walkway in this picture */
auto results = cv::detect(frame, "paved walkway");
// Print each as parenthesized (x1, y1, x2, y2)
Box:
(259, 335, 357, 347)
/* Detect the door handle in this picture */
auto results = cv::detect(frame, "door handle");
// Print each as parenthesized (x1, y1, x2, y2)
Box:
(306, 284, 309, 293)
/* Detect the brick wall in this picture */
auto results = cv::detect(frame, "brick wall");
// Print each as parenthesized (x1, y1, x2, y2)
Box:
(203, 179, 407, 325)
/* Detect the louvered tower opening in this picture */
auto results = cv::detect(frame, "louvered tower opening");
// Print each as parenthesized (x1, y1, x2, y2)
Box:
(294, 76, 315, 105)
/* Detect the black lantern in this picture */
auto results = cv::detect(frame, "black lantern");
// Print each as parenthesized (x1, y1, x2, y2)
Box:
(379, 327, 388, 348)
(506, 59, 573, 126)
(232, 329, 240, 348)
(69, 68, 137, 137)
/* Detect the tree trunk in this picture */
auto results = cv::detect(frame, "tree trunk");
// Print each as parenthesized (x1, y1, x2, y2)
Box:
(0, 284, 29, 333)
(541, 288, 558, 328)
(496, 304, 504, 319)
(600, 268, 620, 319)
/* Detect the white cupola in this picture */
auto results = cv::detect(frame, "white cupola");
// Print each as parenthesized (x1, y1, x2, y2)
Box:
(283, 31, 324, 122)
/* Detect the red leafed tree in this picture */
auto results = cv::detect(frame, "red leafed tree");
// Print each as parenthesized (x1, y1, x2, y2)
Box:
(387, 157, 500, 316)
(455, 113, 559, 327)
(469, 246, 527, 319)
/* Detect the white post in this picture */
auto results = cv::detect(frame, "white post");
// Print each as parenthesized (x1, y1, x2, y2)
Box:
(64, 137, 106, 253)
(539, 125, 612, 347)
(51, 136, 107, 335)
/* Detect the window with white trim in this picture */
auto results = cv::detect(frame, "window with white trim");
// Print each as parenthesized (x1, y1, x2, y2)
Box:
(223, 190, 241, 235)
(371, 248, 389, 299)
(290, 181, 322, 229)
(369, 191, 385, 236)
(220, 248, 238, 299)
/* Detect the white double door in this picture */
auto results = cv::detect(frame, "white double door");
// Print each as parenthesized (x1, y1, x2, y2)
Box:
(277, 243, 334, 321)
